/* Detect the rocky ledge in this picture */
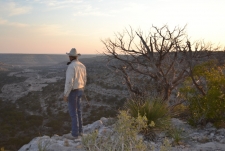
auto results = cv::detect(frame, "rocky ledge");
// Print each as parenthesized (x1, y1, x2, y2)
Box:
(19, 117, 225, 151)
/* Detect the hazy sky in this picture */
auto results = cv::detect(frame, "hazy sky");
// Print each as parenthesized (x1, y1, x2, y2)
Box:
(0, 0, 224, 54)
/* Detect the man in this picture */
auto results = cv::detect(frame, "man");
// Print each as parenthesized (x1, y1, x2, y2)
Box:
(63, 48, 87, 140)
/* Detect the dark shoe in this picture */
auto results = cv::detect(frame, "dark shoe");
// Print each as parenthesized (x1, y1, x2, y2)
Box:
(69, 131, 83, 136)
(63, 133, 81, 141)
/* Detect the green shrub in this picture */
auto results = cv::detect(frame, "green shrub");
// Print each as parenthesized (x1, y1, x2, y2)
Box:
(126, 98, 171, 130)
(82, 110, 149, 151)
(179, 60, 225, 125)
(167, 127, 183, 145)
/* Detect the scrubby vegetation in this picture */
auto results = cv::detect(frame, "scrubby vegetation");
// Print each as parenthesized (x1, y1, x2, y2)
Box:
(179, 60, 225, 126)
(82, 110, 172, 151)
(0, 99, 43, 150)
(126, 98, 170, 126)
(125, 98, 171, 140)
(167, 127, 183, 145)
(0, 76, 70, 150)
(0, 71, 26, 93)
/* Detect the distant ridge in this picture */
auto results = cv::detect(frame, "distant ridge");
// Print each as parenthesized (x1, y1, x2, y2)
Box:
(0, 53, 100, 55)
(0, 54, 99, 66)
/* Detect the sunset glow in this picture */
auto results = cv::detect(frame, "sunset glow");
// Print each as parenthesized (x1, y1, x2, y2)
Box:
(0, 0, 224, 54)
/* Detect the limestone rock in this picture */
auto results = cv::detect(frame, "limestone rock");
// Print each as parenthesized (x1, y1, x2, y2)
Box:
(195, 142, 225, 151)
(83, 120, 103, 133)
(19, 117, 225, 151)
(217, 128, 225, 135)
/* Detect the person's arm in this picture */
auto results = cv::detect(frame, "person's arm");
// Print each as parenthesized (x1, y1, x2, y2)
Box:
(64, 65, 74, 101)
(84, 67, 87, 88)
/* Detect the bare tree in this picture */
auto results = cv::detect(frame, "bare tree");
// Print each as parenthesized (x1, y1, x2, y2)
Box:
(102, 25, 220, 103)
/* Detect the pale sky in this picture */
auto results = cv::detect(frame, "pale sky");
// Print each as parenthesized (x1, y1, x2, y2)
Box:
(0, 0, 224, 54)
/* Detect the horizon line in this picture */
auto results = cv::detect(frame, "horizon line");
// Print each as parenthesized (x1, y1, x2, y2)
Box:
(0, 53, 103, 55)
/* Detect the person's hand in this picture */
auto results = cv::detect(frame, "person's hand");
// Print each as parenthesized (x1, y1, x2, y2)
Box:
(63, 96, 68, 102)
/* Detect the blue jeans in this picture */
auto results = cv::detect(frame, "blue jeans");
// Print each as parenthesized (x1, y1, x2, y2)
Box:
(68, 89, 83, 137)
